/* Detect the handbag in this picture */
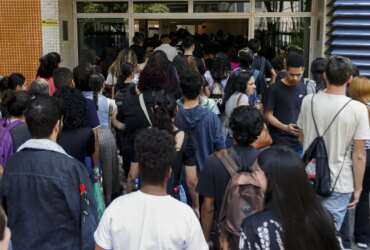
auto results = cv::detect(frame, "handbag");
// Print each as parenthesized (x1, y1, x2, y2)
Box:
(253, 125, 273, 149)
(92, 167, 106, 219)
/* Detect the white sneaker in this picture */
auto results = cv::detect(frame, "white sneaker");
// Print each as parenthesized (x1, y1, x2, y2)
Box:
(356, 242, 369, 249)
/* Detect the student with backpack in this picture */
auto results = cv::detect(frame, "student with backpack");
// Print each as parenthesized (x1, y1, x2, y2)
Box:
(0, 91, 31, 171)
(239, 146, 341, 250)
(175, 70, 226, 216)
(197, 106, 263, 248)
(297, 56, 370, 231)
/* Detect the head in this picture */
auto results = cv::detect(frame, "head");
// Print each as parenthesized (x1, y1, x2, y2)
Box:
(1, 91, 30, 118)
(271, 56, 286, 72)
(183, 36, 195, 52)
(37, 52, 61, 79)
(180, 70, 203, 100)
(109, 49, 138, 75)
(255, 146, 340, 250)
(73, 63, 95, 91)
(133, 33, 145, 46)
(145, 50, 170, 69)
(310, 57, 328, 91)
(55, 87, 88, 130)
(89, 73, 105, 110)
(25, 95, 63, 140)
(210, 57, 229, 83)
(325, 56, 353, 86)
(247, 38, 261, 54)
(8, 73, 26, 91)
(116, 63, 134, 84)
(138, 65, 169, 93)
(53, 67, 74, 90)
(230, 70, 256, 96)
(238, 48, 254, 69)
(230, 106, 263, 146)
(135, 128, 176, 186)
(29, 79, 49, 96)
(0, 74, 26, 93)
(348, 77, 370, 117)
(285, 53, 305, 86)
(160, 34, 171, 44)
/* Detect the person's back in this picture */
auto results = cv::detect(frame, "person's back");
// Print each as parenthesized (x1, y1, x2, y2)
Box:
(1, 96, 97, 250)
(297, 56, 370, 231)
(175, 71, 225, 172)
(94, 128, 207, 250)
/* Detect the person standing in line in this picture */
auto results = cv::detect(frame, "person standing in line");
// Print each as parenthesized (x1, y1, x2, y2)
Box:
(239, 147, 340, 250)
(94, 128, 208, 250)
(348, 77, 370, 249)
(1, 96, 97, 250)
(297, 56, 369, 231)
(155, 34, 178, 62)
(264, 53, 307, 154)
(36, 52, 61, 96)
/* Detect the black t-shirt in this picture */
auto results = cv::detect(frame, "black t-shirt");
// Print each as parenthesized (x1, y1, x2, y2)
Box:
(197, 145, 259, 218)
(130, 45, 146, 64)
(252, 56, 273, 77)
(58, 127, 95, 164)
(265, 79, 306, 147)
(10, 123, 31, 153)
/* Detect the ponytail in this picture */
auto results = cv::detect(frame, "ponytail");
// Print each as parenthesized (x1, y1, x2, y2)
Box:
(88, 73, 105, 110)
(151, 93, 177, 134)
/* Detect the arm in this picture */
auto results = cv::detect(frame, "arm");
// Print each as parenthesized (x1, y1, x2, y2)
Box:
(95, 245, 107, 250)
(265, 111, 299, 136)
(126, 162, 139, 193)
(92, 128, 100, 168)
(201, 197, 215, 241)
(348, 139, 367, 209)
(270, 68, 277, 84)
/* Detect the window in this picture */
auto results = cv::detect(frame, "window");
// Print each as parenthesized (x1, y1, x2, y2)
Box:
(194, 0, 250, 13)
(255, 0, 311, 12)
(77, 2, 128, 13)
(133, 2, 188, 13)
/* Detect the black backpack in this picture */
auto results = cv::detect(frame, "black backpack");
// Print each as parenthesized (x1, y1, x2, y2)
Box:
(302, 95, 352, 197)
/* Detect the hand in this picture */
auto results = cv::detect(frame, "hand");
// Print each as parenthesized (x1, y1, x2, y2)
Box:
(252, 167, 268, 193)
(286, 124, 300, 136)
(347, 189, 362, 209)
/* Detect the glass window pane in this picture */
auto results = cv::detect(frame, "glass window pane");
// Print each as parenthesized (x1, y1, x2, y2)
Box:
(77, 2, 128, 13)
(133, 2, 188, 13)
(256, 0, 311, 12)
(194, 1, 250, 13)
(254, 17, 311, 68)
(77, 18, 129, 63)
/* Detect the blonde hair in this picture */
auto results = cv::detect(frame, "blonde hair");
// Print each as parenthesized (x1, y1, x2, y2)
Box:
(109, 49, 138, 76)
(348, 76, 370, 118)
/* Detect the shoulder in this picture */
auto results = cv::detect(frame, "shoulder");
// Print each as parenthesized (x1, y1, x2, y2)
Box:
(242, 210, 282, 232)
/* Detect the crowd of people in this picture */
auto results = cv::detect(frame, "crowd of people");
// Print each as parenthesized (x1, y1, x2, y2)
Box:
(0, 29, 369, 250)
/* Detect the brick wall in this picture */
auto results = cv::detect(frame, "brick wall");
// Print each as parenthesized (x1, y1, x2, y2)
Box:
(0, 0, 43, 82)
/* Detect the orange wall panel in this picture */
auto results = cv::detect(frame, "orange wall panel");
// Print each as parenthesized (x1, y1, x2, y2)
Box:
(0, 0, 42, 82)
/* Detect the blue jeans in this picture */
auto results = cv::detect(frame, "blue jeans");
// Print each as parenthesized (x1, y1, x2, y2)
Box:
(321, 192, 352, 231)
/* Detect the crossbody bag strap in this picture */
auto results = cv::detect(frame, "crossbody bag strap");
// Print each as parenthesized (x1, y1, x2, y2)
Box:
(139, 94, 152, 127)
(215, 149, 239, 177)
(311, 95, 320, 136)
(322, 99, 352, 137)
(331, 140, 353, 193)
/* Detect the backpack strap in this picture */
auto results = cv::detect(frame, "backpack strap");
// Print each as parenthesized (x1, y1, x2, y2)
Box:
(139, 94, 152, 127)
(311, 95, 352, 137)
(215, 148, 239, 177)
(331, 141, 352, 193)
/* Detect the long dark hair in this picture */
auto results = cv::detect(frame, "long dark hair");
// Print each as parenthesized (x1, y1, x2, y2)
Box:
(151, 93, 177, 135)
(257, 147, 340, 250)
(311, 57, 328, 91)
(224, 69, 253, 103)
(36, 52, 61, 79)
(89, 73, 105, 110)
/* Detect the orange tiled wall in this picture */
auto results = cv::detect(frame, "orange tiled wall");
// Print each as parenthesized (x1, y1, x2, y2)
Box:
(0, 0, 43, 82)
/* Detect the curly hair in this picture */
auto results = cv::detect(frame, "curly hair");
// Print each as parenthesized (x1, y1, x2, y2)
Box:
(229, 106, 263, 146)
(135, 128, 176, 185)
(55, 87, 88, 130)
(138, 65, 170, 92)
(151, 93, 177, 134)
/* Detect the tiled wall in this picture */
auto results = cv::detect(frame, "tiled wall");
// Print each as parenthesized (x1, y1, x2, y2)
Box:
(0, 0, 43, 82)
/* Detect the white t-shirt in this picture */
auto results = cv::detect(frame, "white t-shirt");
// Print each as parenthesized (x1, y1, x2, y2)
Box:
(94, 191, 208, 250)
(225, 92, 249, 121)
(297, 92, 370, 193)
(155, 44, 178, 62)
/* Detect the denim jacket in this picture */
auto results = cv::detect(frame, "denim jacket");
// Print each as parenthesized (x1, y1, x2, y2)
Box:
(0, 139, 98, 250)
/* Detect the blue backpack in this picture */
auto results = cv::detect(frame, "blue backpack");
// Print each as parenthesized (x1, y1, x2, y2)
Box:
(0, 119, 22, 167)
